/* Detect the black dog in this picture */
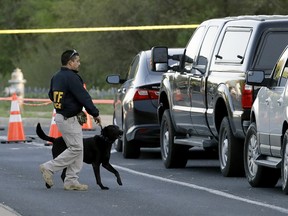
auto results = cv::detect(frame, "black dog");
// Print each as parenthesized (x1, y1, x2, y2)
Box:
(36, 123, 123, 190)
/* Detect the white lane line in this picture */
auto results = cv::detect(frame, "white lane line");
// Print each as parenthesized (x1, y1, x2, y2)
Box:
(113, 164, 288, 214)
(14, 145, 287, 213)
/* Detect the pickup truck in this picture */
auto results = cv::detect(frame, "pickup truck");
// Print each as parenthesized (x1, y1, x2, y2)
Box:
(151, 15, 288, 177)
(244, 46, 288, 193)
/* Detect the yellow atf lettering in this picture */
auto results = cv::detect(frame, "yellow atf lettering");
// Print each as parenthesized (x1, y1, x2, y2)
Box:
(53, 91, 63, 102)
(54, 103, 62, 109)
(53, 91, 64, 109)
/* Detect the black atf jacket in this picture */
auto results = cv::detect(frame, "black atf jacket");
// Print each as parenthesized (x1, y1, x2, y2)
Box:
(48, 67, 99, 118)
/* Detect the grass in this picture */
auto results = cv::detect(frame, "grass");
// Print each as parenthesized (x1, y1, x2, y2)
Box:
(0, 101, 114, 118)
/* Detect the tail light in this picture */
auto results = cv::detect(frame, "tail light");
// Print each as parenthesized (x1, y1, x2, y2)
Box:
(242, 84, 253, 109)
(133, 89, 159, 101)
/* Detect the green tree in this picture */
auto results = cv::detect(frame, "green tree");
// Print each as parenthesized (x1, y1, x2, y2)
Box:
(1, 0, 288, 91)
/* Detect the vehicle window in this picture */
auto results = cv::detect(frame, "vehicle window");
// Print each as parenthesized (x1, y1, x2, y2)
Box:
(216, 27, 252, 64)
(270, 47, 288, 87)
(185, 26, 205, 71)
(271, 61, 283, 87)
(196, 26, 219, 71)
(126, 55, 140, 80)
(254, 31, 288, 75)
(279, 67, 288, 87)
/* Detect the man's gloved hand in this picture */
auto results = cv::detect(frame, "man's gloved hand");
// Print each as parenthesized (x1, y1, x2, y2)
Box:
(93, 116, 102, 126)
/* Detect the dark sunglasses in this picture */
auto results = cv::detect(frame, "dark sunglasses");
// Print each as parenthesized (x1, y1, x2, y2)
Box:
(69, 49, 78, 60)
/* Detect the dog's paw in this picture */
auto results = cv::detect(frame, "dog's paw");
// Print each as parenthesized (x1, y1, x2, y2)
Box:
(117, 178, 123, 186)
(100, 186, 109, 190)
(116, 175, 122, 185)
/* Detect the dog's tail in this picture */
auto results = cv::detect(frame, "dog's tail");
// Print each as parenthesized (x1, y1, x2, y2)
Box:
(36, 123, 56, 143)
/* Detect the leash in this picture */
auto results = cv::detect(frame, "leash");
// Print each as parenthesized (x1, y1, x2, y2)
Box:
(98, 123, 103, 134)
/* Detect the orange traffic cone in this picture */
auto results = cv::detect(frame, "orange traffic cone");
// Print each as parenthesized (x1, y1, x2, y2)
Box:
(82, 108, 95, 131)
(3, 93, 30, 143)
(45, 109, 62, 146)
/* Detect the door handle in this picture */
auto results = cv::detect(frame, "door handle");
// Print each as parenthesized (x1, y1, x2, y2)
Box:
(117, 88, 126, 94)
(265, 98, 271, 105)
(277, 98, 283, 106)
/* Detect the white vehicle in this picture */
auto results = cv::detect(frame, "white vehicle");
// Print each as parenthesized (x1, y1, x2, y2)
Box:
(245, 45, 288, 194)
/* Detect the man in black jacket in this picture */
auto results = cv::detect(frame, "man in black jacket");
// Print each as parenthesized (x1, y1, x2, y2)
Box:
(40, 49, 101, 191)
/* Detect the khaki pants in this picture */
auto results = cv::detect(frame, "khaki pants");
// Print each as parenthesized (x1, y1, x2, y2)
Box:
(43, 113, 83, 185)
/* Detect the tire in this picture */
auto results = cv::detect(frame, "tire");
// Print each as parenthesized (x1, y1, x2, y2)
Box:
(282, 130, 288, 194)
(160, 110, 188, 168)
(219, 117, 244, 177)
(122, 127, 140, 159)
(113, 112, 122, 152)
(244, 123, 279, 187)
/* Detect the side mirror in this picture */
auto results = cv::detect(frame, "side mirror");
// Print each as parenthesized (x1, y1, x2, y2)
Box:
(151, 46, 169, 72)
(106, 75, 121, 84)
(246, 70, 265, 86)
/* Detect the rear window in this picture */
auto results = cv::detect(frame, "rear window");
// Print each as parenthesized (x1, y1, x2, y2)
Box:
(254, 31, 288, 74)
(215, 27, 252, 64)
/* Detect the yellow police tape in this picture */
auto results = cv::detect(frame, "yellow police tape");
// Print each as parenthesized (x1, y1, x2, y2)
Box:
(0, 24, 199, 34)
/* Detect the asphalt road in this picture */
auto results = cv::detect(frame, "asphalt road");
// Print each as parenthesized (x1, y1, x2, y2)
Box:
(0, 124, 288, 216)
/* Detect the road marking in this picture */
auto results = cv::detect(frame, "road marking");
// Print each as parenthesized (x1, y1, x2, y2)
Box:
(18, 144, 287, 213)
(113, 164, 288, 214)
